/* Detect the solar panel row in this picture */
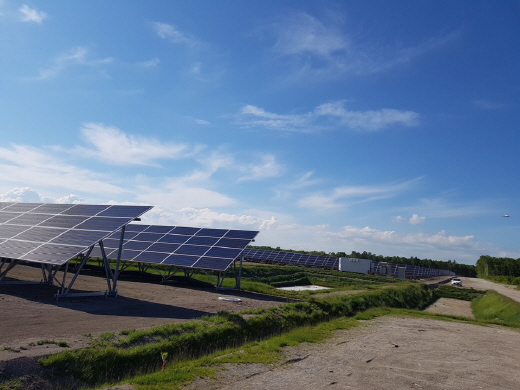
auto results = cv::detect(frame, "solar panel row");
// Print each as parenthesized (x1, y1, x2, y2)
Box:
(242, 248, 339, 269)
(0, 203, 152, 265)
(91, 224, 259, 271)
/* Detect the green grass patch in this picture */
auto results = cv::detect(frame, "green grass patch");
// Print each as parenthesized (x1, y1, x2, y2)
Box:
(471, 290, 520, 325)
(36, 340, 69, 348)
(0, 380, 24, 390)
(434, 285, 486, 301)
(117, 316, 361, 390)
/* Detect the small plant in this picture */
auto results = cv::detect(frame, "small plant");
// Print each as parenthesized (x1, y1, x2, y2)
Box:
(161, 352, 168, 371)
(36, 340, 69, 348)
(2, 346, 20, 353)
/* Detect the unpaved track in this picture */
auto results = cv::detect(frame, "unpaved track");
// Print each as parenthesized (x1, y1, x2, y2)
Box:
(460, 277, 520, 302)
(197, 316, 520, 390)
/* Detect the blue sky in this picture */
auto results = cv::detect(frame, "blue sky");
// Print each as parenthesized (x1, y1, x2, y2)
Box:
(0, 1, 518, 264)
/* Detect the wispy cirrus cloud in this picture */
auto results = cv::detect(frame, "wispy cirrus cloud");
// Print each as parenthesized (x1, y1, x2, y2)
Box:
(19, 4, 47, 23)
(36, 47, 113, 80)
(75, 123, 204, 166)
(152, 22, 199, 47)
(472, 99, 505, 110)
(298, 178, 420, 212)
(238, 154, 284, 182)
(135, 58, 160, 68)
(267, 12, 460, 79)
(237, 101, 419, 132)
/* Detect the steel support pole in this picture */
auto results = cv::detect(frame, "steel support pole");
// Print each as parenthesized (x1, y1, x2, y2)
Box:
(112, 225, 126, 295)
(98, 241, 113, 294)
(0, 260, 18, 281)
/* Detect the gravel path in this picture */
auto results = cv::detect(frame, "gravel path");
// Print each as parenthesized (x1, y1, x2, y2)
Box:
(194, 316, 520, 390)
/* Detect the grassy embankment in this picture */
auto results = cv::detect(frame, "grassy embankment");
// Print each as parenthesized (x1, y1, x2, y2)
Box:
(471, 290, 520, 325)
(35, 282, 432, 388)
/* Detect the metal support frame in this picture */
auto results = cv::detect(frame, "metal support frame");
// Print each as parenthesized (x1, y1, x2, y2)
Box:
(0, 258, 19, 282)
(54, 241, 120, 300)
(198, 255, 244, 291)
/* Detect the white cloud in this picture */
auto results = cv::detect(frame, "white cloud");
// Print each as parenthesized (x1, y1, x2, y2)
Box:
(195, 119, 210, 125)
(0, 144, 124, 196)
(328, 226, 478, 254)
(272, 12, 348, 57)
(136, 58, 160, 68)
(267, 12, 460, 79)
(152, 22, 199, 46)
(141, 206, 276, 231)
(134, 180, 235, 210)
(19, 4, 47, 23)
(238, 101, 419, 132)
(238, 154, 284, 182)
(412, 197, 500, 219)
(298, 178, 420, 212)
(36, 47, 113, 80)
(0, 187, 45, 202)
(409, 214, 426, 225)
(76, 123, 203, 166)
(275, 171, 322, 200)
(56, 194, 86, 204)
(472, 99, 505, 110)
(314, 101, 419, 130)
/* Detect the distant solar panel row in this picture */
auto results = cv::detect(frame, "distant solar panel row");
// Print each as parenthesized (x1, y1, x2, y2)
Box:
(91, 224, 259, 271)
(242, 248, 339, 269)
(0, 203, 152, 265)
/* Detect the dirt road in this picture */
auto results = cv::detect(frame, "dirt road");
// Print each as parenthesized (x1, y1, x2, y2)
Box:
(197, 316, 520, 390)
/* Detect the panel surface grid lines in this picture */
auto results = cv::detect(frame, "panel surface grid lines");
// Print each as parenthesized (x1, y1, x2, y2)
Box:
(111, 224, 258, 272)
(243, 249, 338, 270)
(0, 203, 152, 265)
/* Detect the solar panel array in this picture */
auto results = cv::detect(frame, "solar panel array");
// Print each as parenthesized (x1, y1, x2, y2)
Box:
(372, 262, 455, 279)
(91, 224, 259, 271)
(242, 248, 339, 269)
(0, 203, 152, 266)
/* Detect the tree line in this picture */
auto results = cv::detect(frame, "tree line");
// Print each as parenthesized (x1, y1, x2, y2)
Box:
(248, 246, 476, 277)
(476, 255, 520, 284)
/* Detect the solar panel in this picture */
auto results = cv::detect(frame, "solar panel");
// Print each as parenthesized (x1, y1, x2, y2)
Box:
(242, 248, 339, 270)
(99, 224, 259, 271)
(0, 203, 152, 266)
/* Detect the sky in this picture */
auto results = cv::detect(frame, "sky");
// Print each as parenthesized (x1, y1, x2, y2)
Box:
(0, 1, 518, 265)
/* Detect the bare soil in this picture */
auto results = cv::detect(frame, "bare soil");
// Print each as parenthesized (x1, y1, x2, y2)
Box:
(197, 316, 520, 390)
(0, 264, 288, 362)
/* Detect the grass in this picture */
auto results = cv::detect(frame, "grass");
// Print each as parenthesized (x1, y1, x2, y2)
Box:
(111, 316, 362, 390)
(38, 283, 433, 387)
(78, 260, 396, 300)
(1, 346, 20, 353)
(36, 339, 69, 348)
(0, 380, 24, 390)
(471, 290, 520, 325)
(434, 285, 486, 301)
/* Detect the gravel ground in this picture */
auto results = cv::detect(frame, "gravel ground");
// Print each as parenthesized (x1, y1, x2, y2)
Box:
(195, 316, 520, 390)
